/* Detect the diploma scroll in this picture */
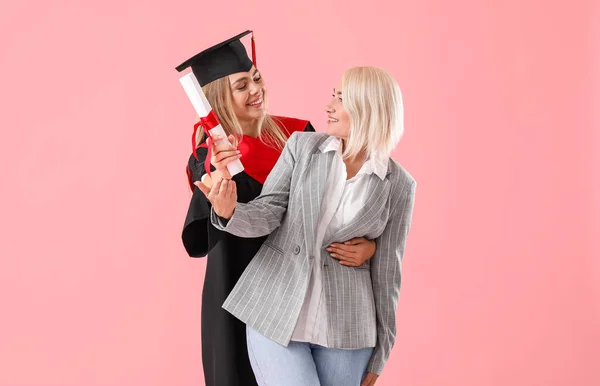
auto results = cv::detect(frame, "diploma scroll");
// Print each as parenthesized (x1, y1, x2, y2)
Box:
(179, 73, 244, 177)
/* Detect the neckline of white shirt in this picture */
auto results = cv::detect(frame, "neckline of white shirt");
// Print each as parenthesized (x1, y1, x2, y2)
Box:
(318, 136, 388, 180)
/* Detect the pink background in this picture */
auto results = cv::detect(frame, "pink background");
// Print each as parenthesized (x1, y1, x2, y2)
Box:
(1, 0, 598, 385)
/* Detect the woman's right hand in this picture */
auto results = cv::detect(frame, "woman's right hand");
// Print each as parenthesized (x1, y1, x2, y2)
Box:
(210, 134, 241, 179)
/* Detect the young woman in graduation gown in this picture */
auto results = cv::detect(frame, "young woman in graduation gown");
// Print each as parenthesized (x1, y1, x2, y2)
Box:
(177, 31, 378, 386)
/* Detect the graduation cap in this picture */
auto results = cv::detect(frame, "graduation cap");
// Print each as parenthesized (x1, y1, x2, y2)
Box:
(175, 30, 257, 87)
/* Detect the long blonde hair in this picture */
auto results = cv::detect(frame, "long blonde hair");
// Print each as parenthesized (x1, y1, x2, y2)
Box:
(341, 66, 404, 161)
(197, 77, 288, 150)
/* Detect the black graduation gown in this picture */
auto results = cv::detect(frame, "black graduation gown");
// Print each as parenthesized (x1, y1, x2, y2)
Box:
(182, 121, 315, 386)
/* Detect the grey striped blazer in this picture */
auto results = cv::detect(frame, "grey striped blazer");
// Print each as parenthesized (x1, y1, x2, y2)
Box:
(211, 132, 416, 375)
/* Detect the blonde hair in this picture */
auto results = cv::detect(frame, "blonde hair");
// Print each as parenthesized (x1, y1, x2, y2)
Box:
(341, 66, 404, 161)
(197, 77, 288, 150)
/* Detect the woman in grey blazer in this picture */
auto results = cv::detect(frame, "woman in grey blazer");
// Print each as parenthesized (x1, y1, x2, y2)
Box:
(196, 66, 416, 386)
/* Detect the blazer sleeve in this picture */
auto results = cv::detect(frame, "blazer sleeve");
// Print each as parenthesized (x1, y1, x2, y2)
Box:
(367, 180, 417, 375)
(210, 131, 299, 237)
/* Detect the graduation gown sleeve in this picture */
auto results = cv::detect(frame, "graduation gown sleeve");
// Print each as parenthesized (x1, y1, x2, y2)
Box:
(182, 147, 211, 257)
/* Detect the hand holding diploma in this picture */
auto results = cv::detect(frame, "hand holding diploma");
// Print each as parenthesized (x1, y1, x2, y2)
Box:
(209, 134, 242, 179)
(196, 133, 241, 190)
(179, 72, 244, 179)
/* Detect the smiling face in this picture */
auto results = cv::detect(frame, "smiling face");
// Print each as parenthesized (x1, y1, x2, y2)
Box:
(325, 81, 351, 140)
(228, 66, 267, 125)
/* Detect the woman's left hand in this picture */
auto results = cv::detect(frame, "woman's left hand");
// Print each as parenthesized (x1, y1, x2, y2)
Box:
(194, 177, 237, 219)
(326, 237, 376, 267)
(361, 372, 379, 386)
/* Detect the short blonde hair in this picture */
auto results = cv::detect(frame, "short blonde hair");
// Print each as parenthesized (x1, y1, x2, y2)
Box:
(341, 66, 404, 161)
(198, 77, 288, 150)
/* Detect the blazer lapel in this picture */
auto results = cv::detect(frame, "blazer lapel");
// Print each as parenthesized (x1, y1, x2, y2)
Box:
(301, 152, 334, 254)
(322, 175, 390, 246)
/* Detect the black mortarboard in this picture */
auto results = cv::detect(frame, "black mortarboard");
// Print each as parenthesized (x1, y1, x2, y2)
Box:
(175, 30, 256, 87)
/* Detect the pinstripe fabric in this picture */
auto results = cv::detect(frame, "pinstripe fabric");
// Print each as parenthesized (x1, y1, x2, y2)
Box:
(211, 132, 416, 375)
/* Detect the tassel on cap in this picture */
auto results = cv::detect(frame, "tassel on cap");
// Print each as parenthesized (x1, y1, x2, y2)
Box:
(251, 30, 257, 67)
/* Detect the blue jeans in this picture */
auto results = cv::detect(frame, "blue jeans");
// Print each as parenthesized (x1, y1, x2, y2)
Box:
(246, 326, 374, 386)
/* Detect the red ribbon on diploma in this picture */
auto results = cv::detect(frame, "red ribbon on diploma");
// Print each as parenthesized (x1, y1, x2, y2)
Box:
(192, 109, 220, 176)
